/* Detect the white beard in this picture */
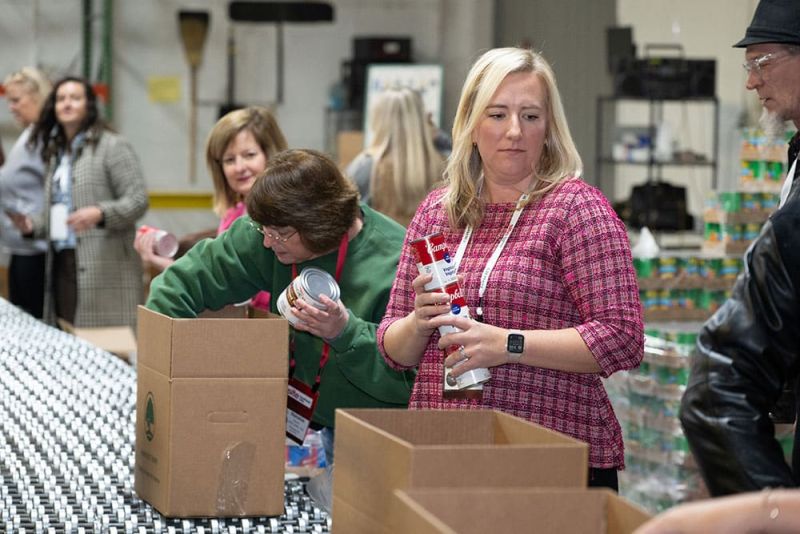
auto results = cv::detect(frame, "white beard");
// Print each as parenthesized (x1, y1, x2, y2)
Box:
(759, 108, 788, 142)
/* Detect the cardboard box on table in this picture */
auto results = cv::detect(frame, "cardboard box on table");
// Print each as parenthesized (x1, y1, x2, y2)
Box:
(57, 318, 138, 362)
(135, 306, 289, 517)
(389, 488, 651, 534)
(332, 408, 589, 534)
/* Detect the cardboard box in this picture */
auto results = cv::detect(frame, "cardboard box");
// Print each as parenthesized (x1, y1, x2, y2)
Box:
(389, 488, 651, 534)
(332, 409, 589, 533)
(0, 264, 8, 299)
(336, 130, 364, 168)
(135, 306, 289, 517)
(57, 318, 137, 362)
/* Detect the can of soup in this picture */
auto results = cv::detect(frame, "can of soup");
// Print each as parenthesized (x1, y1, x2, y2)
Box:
(410, 232, 458, 290)
(137, 225, 179, 258)
(277, 267, 341, 326)
(410, 233, 491, 394)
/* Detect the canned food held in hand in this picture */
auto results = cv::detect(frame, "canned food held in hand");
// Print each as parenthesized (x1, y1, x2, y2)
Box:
(138, 225, 179, 258)
(277, 267, 341, 327)
(410, 233, 491, 392)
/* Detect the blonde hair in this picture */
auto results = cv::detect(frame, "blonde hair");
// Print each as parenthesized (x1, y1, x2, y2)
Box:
(4, 67, 52, 109)
(444, 47, 582, 229)
(205, 106, 288, 216)
(366, 88, 444, 225)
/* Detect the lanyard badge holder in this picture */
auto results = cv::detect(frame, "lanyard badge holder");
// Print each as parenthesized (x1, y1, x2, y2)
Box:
(285, 233, 348, 445)
(50, 157, 71, 242)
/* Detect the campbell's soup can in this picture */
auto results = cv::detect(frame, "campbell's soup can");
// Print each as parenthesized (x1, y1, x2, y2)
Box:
(410, 232, 458, 290)
(277, 267, 341, 327)
(138, 225, 179, 258)
(410, 233, 491, 392)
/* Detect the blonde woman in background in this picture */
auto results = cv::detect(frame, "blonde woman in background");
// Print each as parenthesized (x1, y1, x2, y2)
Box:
(134, 106, 287, 310)
(346, 88, 444, 226)
(0, 67, 51, 318)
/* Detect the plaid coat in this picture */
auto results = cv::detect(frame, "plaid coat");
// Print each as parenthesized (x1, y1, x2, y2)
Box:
(33, 129, 148, 329)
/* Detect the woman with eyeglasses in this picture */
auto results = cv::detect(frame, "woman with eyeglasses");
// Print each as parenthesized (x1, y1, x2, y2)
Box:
(133, 106, 286, 310)
(145, 148, 415, 463)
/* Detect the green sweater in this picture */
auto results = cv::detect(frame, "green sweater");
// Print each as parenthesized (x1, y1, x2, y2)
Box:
(146, 204, 414, 428)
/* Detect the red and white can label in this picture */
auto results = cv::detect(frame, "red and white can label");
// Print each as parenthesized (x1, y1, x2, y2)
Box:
(409, 233, 491, 392)
(410, 233, 458, 290)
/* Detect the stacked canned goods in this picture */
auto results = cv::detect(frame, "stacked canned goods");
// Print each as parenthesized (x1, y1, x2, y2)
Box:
(604, 325, 709, 514)
(409, 232, 491, 396)
(0, 299, 331, 532)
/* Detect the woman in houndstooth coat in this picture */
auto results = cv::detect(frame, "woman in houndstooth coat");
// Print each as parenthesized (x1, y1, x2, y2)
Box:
(11, 77, 148, 329)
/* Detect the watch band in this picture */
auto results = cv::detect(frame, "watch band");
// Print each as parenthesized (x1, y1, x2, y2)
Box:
(506, 330, 524, 364)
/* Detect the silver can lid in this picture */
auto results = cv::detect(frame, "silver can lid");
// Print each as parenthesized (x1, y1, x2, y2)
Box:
(299, 267, 341, 303)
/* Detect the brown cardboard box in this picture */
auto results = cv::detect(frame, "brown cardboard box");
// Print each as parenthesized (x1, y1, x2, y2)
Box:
(57, 318, 137, 362)
(134, 306, 289, 517)
(332, 409, 589, 533)
(0, 265, 8, 299)
(336, 130, 364, 168)
(389, 488, 651, 534)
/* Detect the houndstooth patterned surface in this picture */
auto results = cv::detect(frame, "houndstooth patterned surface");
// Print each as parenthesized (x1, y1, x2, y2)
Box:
(0, 300, 330, 533)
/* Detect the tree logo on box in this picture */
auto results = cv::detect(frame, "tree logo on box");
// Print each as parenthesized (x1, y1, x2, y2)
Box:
(145, 392, 155, 441)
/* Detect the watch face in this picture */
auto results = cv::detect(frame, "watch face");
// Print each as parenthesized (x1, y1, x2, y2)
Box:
(507, 333, 524, 354)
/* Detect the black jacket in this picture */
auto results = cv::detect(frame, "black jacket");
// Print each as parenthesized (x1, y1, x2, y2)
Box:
(680, 145, 800, 495)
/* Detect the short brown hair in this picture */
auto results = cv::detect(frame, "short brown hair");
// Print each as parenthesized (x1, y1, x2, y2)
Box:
(206, 106, 288, 216)
(246, 149, 360, 254)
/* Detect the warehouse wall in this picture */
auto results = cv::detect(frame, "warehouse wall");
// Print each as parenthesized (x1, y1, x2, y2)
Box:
(0, 0, 493, 195)
(494, 0, 617, 188)
(0, 0, 764, 223)
(616, 0, 758, 218)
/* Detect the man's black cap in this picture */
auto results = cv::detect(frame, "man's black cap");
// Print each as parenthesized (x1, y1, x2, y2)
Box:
(734, 0, 800, 47)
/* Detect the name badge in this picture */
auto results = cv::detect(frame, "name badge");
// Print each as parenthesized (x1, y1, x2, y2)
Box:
(286, 377, 319, 445)
(50, 203, 69, 241)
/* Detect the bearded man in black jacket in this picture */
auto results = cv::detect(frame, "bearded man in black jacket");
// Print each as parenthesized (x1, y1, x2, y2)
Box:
(680, 0, 800, 497)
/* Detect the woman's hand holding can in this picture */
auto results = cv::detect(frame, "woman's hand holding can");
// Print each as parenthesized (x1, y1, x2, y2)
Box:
(411, 272, 452, 337)
(290, 294, 349, 341)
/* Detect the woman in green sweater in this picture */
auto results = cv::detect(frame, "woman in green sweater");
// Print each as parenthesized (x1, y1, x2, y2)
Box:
(146, 148, 414, 461)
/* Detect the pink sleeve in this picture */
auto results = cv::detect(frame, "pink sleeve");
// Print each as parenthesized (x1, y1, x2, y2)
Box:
(377, 190, 445, 369)
(559, 186, 644, 377)
(250, 290, 272, 311)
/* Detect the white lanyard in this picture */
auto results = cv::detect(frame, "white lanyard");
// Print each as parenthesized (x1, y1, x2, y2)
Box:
(52, 155, 70, 193)
(778, 157, 798, 208)
(453, 192, 530, 320)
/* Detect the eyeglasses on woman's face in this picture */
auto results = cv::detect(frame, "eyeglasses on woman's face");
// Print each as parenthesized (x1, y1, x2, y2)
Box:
(248, 221, 297, 243)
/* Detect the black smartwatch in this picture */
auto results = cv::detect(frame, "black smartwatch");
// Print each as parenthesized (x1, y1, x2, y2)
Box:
(506, 330, 524, 363)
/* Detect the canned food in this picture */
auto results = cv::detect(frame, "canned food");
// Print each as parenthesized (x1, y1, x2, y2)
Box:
(741, 193, 759, 212)
(720, 258, 741, 279)
(718, 192, 741, 213)
(767, 161, 785, 181)
(657, 257, 677, 279)
(409, 232, 458, 290)
(409, 233, 491, 392)
(722, 223, 742, 243)
(682, 256, 701, 277)
(761, 192, 780, 211)
(701, 258, 722, 279)
(633, 257, 656, 279)
(743, 222, 761, 241)
(137, 225, 178, 258)
(704, 222, 721, 243)
(277, 267, 341, 326)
